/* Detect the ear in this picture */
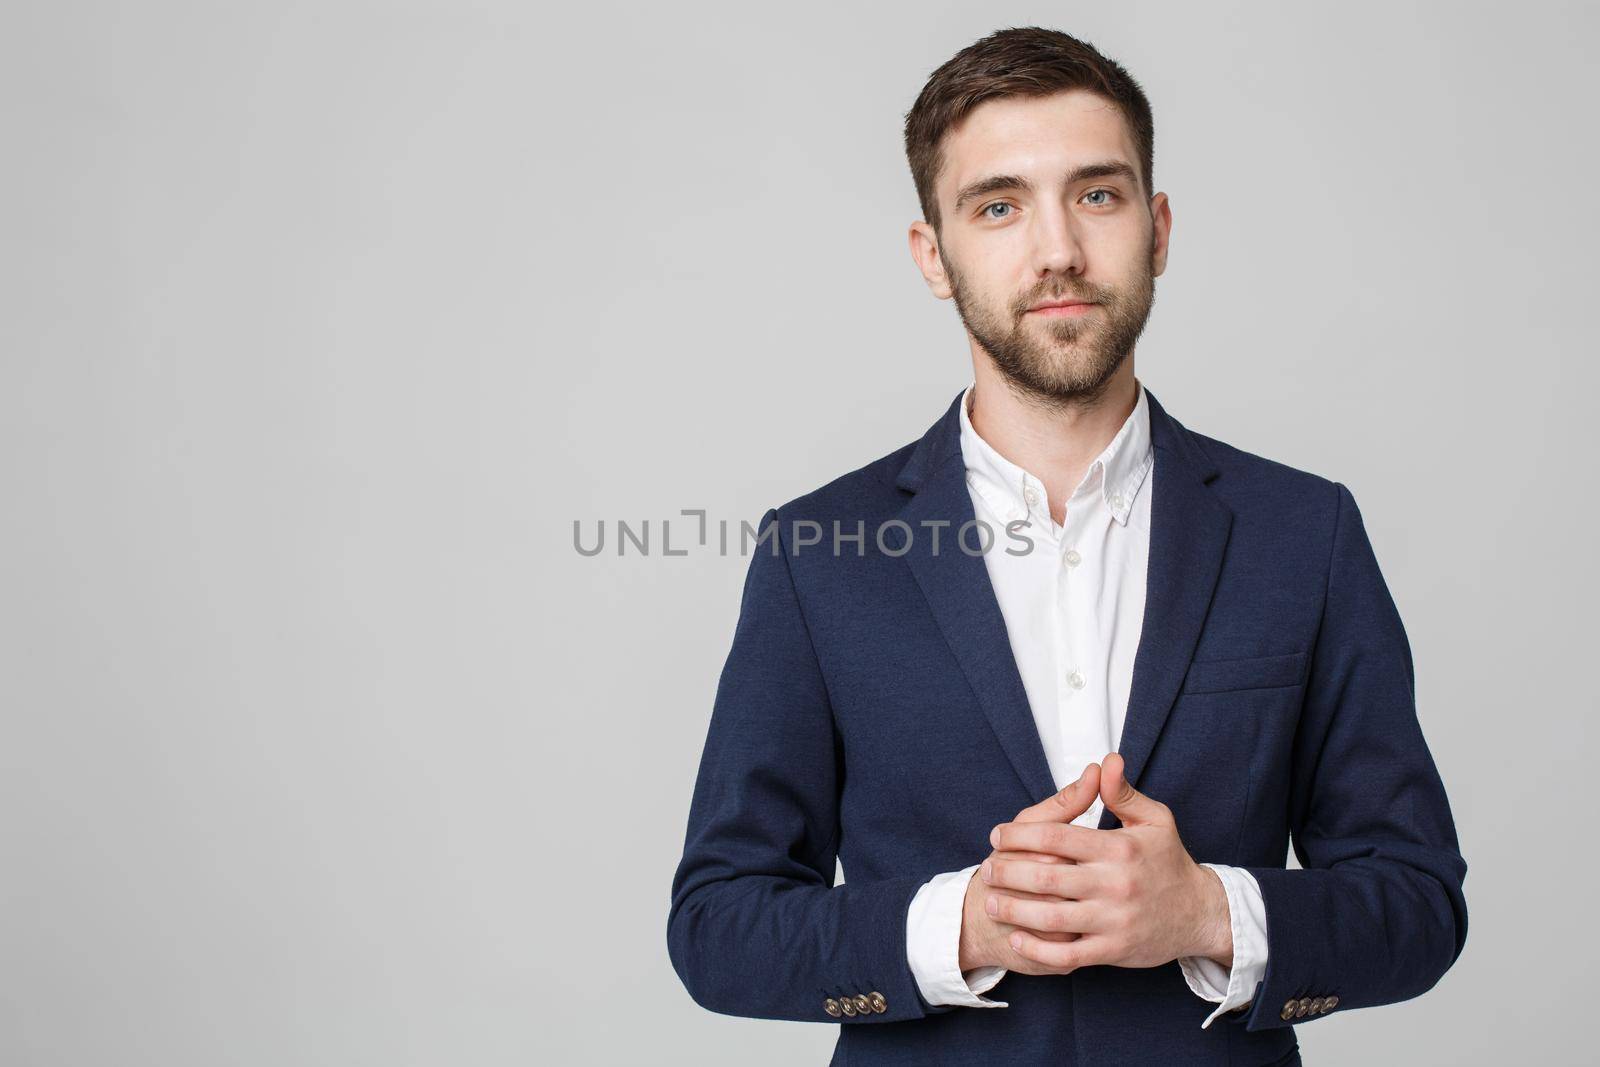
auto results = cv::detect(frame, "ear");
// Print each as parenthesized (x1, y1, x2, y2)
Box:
(907, 220, 952, 299)
(1148, 191, 1171, 279)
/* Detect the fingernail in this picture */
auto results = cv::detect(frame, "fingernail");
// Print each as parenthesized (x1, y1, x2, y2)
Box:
(985, 896, 998, 915)
(980, 860, 992, 882)
(989, 826, 1000, 847)
(1010, 933, 1024, 950)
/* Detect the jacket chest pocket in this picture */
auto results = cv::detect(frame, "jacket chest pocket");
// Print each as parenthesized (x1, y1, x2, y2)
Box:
(1181, 649, 1308, 695)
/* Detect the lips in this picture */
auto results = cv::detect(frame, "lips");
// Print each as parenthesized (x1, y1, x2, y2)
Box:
(1027, 300, 1098, 317)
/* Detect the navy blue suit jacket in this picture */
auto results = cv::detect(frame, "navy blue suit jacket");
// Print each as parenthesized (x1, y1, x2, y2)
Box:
(667, 387, 1468, 1066)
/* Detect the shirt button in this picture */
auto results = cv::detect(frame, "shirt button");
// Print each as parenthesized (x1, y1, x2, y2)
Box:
(1068, 670, 1086, 689)
(1110, 494, 1126, 510)
(1063, 549, 1081, 567)
(1023, 487, 1039, 507)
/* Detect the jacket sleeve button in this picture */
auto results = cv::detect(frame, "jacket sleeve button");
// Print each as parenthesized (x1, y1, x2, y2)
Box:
(867, 991, 888, 1013)
(823, 998, 842, 1018)
(1281, 999, 1297, 1021)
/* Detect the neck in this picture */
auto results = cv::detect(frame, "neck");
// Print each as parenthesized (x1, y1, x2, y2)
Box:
(967, 357, 1140, 524)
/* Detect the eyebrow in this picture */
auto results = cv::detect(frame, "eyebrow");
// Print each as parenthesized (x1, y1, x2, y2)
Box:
(951, 160, 1141, 213)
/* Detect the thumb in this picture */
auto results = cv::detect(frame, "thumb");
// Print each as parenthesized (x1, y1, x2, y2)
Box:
(1015, 762, 1102, 824)
(1099, 752, 1167, 825)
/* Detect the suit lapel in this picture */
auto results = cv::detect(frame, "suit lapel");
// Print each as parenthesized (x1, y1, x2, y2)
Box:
(1097, 388, 1232, 828)
(898, 440, 1059, 804)
(892, 386, 1233, 816)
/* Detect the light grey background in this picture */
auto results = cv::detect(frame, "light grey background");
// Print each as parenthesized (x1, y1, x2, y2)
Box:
(3, 2, 1594, 1064)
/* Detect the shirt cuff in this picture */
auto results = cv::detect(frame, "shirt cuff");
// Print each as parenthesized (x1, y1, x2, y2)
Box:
(905, 864, 1009, 1008)
(1177, 863, 1269, 1028)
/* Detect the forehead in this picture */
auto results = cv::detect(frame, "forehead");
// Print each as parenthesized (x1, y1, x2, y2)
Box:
(938, 89, 1139, 199)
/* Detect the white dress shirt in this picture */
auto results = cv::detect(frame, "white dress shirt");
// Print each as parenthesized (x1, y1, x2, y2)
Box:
(903, 378, 1269, 1028)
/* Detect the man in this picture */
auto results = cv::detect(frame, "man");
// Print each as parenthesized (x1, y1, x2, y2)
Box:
(667, 26, 1467, 1066)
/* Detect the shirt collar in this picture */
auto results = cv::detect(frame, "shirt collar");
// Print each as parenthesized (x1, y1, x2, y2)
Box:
(957, 377, 1155, 527)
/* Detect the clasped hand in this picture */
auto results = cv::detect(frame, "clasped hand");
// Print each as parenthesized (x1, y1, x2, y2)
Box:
(958, 753, 1232, 977)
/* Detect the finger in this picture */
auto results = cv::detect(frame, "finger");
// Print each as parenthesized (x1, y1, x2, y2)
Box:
(985, 890, 1107, 935)
(990, 820, 1117, 861)
(987, 882, 1070, 903)
(1098, 752, 1172, 827)
(1014, 763, 1103, 824)
(1006, 929, 1111, 972)
(991, 849, 1069, 865)
(984, 856, 1102, 898)
(980, 852, 1070, 903)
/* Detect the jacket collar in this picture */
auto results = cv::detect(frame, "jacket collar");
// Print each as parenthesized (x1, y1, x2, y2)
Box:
(896, 381, 1219, 494)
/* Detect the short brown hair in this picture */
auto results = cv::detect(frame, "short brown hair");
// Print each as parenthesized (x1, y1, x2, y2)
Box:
(903, 27, 1156, 234)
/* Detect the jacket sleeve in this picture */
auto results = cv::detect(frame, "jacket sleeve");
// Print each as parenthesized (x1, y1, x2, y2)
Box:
(666, 508, 950, 1024)
(1222, 482, 1469, 1030)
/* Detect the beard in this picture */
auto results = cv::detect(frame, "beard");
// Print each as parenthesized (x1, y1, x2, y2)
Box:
(945, 244, 1156, 408)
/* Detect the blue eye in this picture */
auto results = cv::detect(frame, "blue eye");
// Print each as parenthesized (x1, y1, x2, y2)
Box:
(1084, 189, 1118, 206)
(981, 202, 1013, 220)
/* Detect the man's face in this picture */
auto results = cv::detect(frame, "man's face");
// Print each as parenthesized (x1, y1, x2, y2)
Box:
(914, 89, 1169, 403)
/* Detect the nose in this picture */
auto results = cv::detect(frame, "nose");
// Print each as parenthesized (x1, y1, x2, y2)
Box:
(1029, 202, 1087, 280)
